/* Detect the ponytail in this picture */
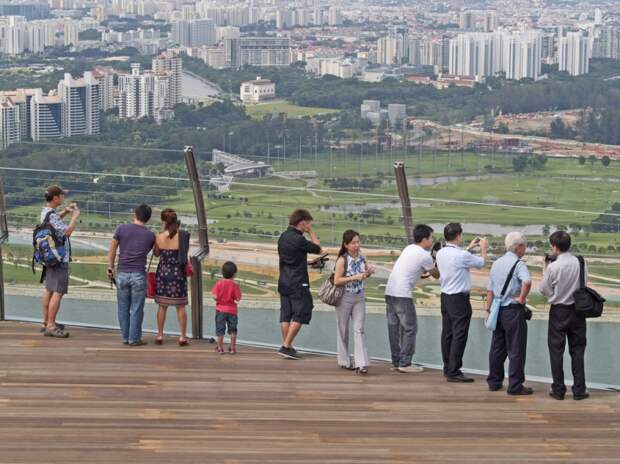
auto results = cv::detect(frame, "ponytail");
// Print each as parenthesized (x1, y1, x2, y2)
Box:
(161, 208, 180, 239)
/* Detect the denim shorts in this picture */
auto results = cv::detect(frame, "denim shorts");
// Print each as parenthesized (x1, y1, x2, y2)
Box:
(215, 311, 238, 336)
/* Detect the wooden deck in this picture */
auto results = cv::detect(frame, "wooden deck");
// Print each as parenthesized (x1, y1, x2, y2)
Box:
(0, 321, 618, 463)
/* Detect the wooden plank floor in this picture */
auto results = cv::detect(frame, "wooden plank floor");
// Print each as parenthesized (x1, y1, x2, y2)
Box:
(0, 321, 618, 464)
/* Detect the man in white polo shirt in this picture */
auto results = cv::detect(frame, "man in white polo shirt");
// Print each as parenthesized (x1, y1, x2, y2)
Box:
(384, 224, 439, 373)
(435, 223, 488, 383)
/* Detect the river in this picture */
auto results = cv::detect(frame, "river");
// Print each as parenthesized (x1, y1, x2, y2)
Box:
(181, 71, 222, 100)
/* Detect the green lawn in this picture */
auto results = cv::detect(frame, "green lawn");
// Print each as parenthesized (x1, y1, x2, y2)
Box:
(244, 100, 338, 120)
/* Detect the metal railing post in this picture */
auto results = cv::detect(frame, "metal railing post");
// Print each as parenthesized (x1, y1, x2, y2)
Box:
(183, 146, 209, 339)
(0, 178, 8, 321)
(394, 161, 415, 245)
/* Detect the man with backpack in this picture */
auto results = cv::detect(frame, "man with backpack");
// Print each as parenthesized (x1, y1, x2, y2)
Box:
(38, 185, 79, 338)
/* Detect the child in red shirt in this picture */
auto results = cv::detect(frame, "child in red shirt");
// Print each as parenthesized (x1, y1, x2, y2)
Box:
(211, 261, 242, 354)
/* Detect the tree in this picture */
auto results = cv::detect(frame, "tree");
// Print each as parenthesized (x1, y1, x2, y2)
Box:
(513, 155, 528, 172)
(602, 155, 611, 167)
(578, 155, 586, 165)
(588, 155, 597, 166)
(550, 117, 565, 138)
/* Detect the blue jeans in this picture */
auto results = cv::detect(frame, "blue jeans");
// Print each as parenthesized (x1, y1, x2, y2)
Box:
(117, 272, 147, 343)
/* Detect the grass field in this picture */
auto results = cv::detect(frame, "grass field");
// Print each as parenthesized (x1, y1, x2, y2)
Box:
(244, 100, 339, 120)
(5, 151, 620, 252)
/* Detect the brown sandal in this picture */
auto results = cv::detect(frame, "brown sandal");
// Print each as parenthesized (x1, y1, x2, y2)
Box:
(178, 338, 190, 347)
(154, 337, 164, 345)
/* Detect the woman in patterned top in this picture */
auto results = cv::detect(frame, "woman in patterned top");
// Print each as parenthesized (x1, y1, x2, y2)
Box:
(154, 209, 190, 346)
(333, 230, 375, 374)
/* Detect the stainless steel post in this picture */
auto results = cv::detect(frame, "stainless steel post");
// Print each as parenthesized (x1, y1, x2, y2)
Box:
(183, 147, 209, 339)
(393, 161, 414, 245)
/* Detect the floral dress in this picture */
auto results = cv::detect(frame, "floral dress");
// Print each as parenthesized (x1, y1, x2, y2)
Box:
(155, 249, 188, 306)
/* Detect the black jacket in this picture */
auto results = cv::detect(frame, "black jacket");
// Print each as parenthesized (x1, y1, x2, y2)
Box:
(277, 226, 321, 295)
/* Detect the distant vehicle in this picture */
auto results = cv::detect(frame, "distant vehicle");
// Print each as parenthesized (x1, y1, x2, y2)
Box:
(217, 238, 227, 243)
(257, 281, 267, 286)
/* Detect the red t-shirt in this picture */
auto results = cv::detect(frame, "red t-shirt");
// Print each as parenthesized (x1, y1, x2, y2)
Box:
(211, 279, 241, 314)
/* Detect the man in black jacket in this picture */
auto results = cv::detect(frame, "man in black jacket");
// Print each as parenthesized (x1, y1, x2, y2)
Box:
(277, 209, 322, 359)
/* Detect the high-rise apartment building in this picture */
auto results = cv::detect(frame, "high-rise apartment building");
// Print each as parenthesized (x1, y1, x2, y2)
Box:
(172, 18, 216, 47)
(224, 37, 290, 67)
(377, 36, 400, 65)
(57, 72, 101, 137)
(63, 21, 78, 47)
(152, 52, 182, 106)
(558, 31, 590, 76)
(328, 7, 341, 26)
(118, 63, 171, 123)
(30, 90, 63, 141)
(459, 11, 475, 31)
(0, 97, 21, 150)
(92, 67, 115, 112)
(449, 31, 542, 80)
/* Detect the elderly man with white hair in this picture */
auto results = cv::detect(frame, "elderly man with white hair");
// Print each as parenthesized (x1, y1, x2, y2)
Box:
(485, 231, 533, 395)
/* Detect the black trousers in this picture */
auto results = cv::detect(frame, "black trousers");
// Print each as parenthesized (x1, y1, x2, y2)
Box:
(548, 304, 587, 395)
(487, 304, 528, 393)
(440, 292, 472, 377)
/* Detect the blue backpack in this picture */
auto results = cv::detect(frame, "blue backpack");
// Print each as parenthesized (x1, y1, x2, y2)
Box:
(32, 211, 67, 281)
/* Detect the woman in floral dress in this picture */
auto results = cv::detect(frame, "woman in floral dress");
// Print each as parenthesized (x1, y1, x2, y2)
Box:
(154, 209, 190, 346)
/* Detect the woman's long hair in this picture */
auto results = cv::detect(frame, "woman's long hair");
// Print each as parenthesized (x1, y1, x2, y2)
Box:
(338, 229, 360, 257)
(161, 208, 180, 239)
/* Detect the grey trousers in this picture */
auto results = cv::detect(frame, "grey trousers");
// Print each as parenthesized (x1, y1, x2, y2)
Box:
(385, 295, 418, 367)
(335, 291, 369, 369)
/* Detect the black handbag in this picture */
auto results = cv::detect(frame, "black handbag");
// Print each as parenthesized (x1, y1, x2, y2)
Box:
(573, 256, 605, 318)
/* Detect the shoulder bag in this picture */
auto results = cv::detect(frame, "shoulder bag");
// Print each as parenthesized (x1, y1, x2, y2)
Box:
(317, 255, 348, 306)
(485, 259, 520, 331)
(573, 256, 605, 318)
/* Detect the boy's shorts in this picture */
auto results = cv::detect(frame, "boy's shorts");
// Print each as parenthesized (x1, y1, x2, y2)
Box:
(215, 311, 238, 336)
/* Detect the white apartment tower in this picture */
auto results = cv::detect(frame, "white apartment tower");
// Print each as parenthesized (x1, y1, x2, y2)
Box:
(558, 32, 590, 76)
(63, 21, 79, 47)
(30, 90, 63, 141)
(152, 52, 182, 106)
(58, 72, 101, 137)
(0, 97, 21, 150)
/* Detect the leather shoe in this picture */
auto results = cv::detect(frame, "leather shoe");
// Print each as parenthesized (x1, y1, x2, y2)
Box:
(447, 374, 475, 383)
(488, 385, 503, 392)
(508, 386, 533, 396)
(573, 392, 590, 401)
(549, 391, 565, 400)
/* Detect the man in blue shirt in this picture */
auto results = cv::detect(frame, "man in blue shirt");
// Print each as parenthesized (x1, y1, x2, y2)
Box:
(486, 232, 533, 395)
(436, 223, 487, 382)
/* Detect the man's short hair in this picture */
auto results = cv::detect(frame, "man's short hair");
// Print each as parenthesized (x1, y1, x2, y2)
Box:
(135, 204, 152, 223)
(45, 185, 66, 202)
(505, 231, 527, 252)
(444, 222, 463, 241)
(413, 224, 434, 244)
(549, 230, 571, 252)
(222, 261, 237, 279)
(289, 208, 313, 226)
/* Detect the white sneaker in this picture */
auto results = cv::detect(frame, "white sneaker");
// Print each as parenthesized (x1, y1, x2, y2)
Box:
(398, 365, 424, 373)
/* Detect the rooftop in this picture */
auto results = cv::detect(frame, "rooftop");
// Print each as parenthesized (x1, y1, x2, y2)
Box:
(0, 321, 618, 463)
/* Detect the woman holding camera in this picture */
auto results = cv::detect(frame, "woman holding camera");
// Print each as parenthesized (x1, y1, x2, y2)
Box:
(153, 209, 191, 346)
(333, 230, 374, 374)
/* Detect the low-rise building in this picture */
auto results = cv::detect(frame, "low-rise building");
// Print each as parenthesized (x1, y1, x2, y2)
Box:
(240, 76, 275, 103)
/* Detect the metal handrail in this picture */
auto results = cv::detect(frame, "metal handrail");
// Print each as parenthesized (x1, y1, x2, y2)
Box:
(394, 161, 414, 245)
(184, 146, 210, 340)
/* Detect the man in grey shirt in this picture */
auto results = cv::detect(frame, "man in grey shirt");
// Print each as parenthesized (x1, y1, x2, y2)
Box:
(539, 231, 589, 401)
